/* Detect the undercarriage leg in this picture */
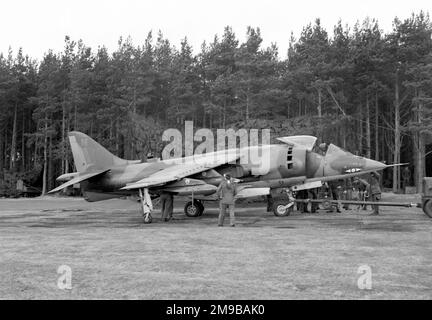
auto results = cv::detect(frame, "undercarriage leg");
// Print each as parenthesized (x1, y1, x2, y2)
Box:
(139, 188, 153, 224)
(270, 188, 295, 217)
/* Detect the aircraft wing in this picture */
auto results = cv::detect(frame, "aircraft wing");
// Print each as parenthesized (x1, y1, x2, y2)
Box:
(48, 169, 110, 194)
(121, 152, 240, 190)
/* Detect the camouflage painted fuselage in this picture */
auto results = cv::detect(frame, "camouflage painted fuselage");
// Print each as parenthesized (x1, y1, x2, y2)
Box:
(81, 142, 385, 201)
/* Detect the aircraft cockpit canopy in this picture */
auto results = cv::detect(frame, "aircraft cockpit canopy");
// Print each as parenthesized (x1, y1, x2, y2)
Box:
(313, 142, 356, 158)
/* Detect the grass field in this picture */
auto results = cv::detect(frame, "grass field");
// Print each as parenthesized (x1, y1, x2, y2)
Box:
(0, 193, 431, 299)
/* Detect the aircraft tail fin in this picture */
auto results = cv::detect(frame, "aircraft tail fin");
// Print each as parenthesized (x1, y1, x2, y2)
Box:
(68, 131, 129, 173)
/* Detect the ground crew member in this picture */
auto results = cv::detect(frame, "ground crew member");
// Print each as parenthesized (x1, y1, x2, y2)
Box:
(297, 189, 310, 213)
(342, 178, 353, 210)
(354, 174, 381, 215)
(308, 188, 318, 213)
(266, 194, 273, 212)
(327, 180, 342, 213)
(368, 172, 382, 216)
(402, 167, 411, 191)
(351, 181, 361, 202)
(160, 191, 174, 222)
(216, 174, 237, 227)
(353, 176, 369, 210)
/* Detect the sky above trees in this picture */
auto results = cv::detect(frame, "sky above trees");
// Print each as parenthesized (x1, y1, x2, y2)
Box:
(0, 0, 430, 59)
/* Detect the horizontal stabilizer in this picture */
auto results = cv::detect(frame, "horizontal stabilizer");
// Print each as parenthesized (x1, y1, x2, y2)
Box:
(56, 172, 79, 182)
(48, 169, 110, 194)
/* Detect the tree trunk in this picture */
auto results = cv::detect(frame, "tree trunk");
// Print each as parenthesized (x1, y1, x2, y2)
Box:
(21, 107, 25, 172)
(317, 88, 322, 118)
(417, 134, 425, 192)
(286, 100, 290, 119)
(48, 135, 53, 191)
(365, 93, 371, 158)
(65, 117, 69, 174)
(358, 105, 363, 155)
(245, 87, 250, 122)
(342, 120, 346, 149)
(4, 128, 7, 169)
(109, 118, 113, 141)
(34, 121, 39, 168)
(115, 120, 120, 156)
(62, 98, 66, 174)
(27, 111, 31, 170)
(381, 127, 385, 163)
(74, 103, 77, 130)
(298, 99, 301, 117)
(9, 102, 18, 171)
(209, 112, 212, 129)
(393, 73, 401, 193)
(414, 89, 425, 193)
(223, 100, 226, 128)
(375, 91, 379, 161)
(41, 113, 48, 195)
(0, 125, 4, 178)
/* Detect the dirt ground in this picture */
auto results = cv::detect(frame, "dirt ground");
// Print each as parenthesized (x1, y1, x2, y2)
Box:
(0, 193, 431, 300)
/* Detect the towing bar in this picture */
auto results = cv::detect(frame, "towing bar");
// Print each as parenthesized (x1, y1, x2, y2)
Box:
(294, 199, 422, 208)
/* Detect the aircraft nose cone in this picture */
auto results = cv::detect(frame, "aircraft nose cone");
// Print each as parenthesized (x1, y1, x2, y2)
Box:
(363, 158, 386, 171)
(332, 155, 386, 174)
(320, 143, 388, 176)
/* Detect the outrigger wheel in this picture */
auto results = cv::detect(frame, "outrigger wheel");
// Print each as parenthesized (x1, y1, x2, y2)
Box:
(272, 199, 293, 217)
(139, 188, 153, 224)
(143, 213, 152, 224)
(184, 200, 204, 217)
(423, 199, 432, 218)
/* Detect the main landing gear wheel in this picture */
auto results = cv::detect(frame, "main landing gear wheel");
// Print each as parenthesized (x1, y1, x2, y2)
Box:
(272, 199, 293, 217)
(423, 199, 432, 218)
(184, 200, 204, 217)
(322, 198, 332, 211)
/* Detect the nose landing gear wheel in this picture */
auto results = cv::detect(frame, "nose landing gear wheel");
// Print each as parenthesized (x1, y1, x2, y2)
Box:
(273, 200, 293, 217)
(184, 200, 204, 217)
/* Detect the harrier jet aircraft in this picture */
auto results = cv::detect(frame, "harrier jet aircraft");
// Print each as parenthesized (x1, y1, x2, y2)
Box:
(49, 131, 397, 223)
